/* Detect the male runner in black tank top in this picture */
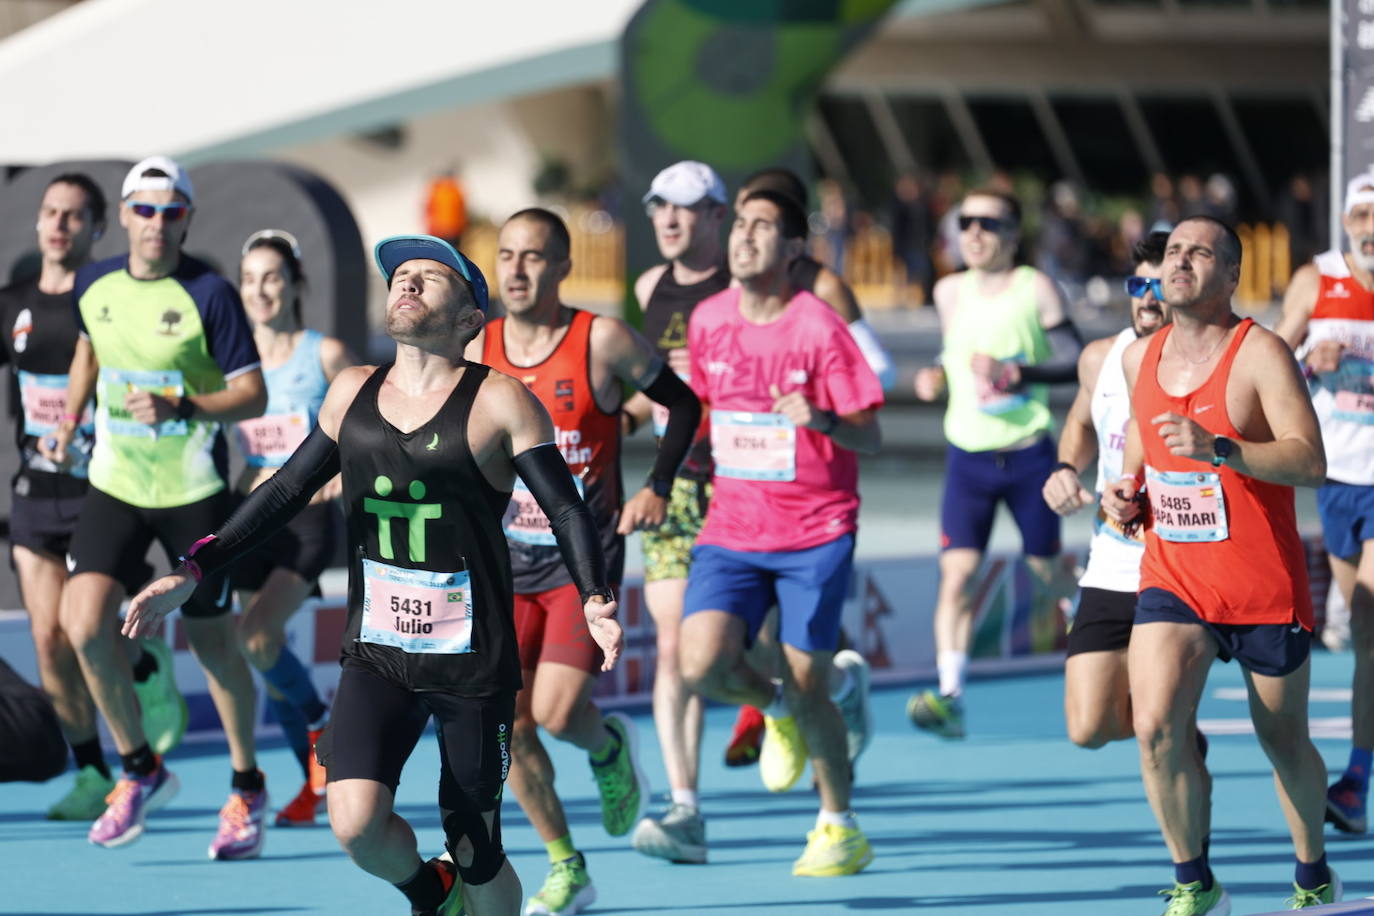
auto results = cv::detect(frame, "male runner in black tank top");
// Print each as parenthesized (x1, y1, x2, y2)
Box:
(623, 161, 729, 863)
(123, 235, 624, 916)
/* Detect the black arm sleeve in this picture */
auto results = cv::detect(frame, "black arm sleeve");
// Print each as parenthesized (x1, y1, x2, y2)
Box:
(640, 361, 702, 485)
(514, 443, 609, 602)
(184, 425, 341, 578)
(1016, 321, 1084, 386)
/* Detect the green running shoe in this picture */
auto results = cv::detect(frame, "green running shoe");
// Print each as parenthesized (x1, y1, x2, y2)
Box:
(524, 853, 596, 916)
(1286, 869, 1341, 909)
(133, 636, 187, 755)
(906, 690, 966, 739)
(759, 713, 808, 793)
(589, 712, 647, 837)
(46, 765, 115, 821)
(1158, 880, 1231, 916)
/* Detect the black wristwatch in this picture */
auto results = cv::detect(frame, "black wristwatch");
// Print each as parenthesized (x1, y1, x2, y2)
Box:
(647, 476, 673, 498)
(174, 395, 196, 421)
(582, 585, 616, 605)
(818, 410, 840, 436)
(1211, 436, 1234, 468)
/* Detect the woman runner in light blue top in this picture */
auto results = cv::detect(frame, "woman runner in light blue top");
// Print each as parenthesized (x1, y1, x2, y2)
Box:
(233, 230, 353, 827)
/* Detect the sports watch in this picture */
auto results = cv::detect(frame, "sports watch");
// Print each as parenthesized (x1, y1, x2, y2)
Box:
(647, 476, 673, 499)
(1211, 436, 1234, 468)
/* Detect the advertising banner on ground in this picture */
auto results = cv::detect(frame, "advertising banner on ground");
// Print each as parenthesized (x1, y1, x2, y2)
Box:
(0, 537, 1338, 740)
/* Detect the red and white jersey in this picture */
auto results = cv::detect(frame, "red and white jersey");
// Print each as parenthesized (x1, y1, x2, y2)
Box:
(1304, 249, 1374, 486)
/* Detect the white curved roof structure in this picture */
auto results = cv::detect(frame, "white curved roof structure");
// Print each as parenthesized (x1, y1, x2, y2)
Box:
(0, 0, 644, 163)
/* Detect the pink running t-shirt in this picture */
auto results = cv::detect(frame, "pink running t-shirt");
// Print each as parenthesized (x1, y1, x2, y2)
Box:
(688, 288, 884, 553)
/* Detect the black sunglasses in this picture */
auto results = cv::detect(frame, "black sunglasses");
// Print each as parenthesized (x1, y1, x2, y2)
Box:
(958, 215, 1010, 234)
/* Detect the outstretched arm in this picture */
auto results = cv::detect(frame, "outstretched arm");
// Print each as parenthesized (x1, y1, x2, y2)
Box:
(122, 367, 370, 638)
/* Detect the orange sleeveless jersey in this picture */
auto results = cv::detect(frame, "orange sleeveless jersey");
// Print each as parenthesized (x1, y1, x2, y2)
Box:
(482, 307, 622, 520)
(1134, 318, 1313, 629)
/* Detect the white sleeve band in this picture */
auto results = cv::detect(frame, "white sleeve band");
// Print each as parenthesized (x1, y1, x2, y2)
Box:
(847, 319, 897, 391)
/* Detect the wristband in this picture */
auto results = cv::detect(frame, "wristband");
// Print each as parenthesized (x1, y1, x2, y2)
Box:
(1052, 462, 1078, 476)
(178, 534, 217, 584)
(818, 410, 840, 435)
(60, 413, 80, 423)
(174, 396, 196, 421)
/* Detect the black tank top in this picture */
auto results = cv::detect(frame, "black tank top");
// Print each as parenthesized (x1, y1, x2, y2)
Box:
(642, 263, 730, 480)
(337, 363, 519, 695)
(788, 255, 822, 294)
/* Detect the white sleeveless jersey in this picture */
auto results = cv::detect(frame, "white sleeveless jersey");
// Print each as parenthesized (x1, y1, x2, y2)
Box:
(1079, 328, 1144, 592)
(1305, 249, 1374, 486)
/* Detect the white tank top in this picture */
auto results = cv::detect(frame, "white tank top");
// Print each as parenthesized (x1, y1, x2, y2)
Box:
(1079, 328, 1144, 592)
(1304, 249, 1374, 486)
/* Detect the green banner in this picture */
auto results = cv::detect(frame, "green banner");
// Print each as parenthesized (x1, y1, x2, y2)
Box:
(617, 0, 898, 323)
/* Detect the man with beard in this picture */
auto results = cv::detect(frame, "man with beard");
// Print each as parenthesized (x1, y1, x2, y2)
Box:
(1104, 217, 1338, 912)
(679, 190, 883, 876)
(1276, 172, 1374, 838)
(475, 208, 700, 915)
(122, 234, 626, 916)
(1042, 231, 1169, 750)
(911, 188, 1082, 738)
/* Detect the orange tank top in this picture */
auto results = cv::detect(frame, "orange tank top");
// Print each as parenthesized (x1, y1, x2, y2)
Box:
(1135, 318, 1312, 629)
(482, 308, 624, 591)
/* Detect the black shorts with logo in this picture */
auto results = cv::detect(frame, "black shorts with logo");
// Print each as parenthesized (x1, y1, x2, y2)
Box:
(318, 660, 513, 812)
(1066, 587, 1136, 657)
(1135, 587, 1311, 677)
(67, 487, 233, 618)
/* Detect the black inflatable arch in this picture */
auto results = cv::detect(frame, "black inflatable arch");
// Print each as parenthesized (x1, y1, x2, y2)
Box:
(0, 159, 367, 356)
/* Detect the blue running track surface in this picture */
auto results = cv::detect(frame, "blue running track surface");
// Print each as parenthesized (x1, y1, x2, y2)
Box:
(2, 651, 1373, 915)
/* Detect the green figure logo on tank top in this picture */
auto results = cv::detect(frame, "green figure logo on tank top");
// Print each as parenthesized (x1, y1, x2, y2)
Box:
(364, 475, 442, 562)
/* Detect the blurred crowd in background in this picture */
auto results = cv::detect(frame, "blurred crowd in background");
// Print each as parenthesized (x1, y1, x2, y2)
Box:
(432, 165, 1327, 315)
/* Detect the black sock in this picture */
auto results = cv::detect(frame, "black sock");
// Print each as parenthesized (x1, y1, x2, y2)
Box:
(395, 860, 446, 912)
(72, 738, 110, 780)
(1195, 729, 1209, 761)
(1295, 853, 1331, 890)
(1174, 855, 1212, 891)
(231, 768, 265, 792)
(131, 649, 158, 683)
(1203, 834, 1210, 862)
(120, 744, 157, 778)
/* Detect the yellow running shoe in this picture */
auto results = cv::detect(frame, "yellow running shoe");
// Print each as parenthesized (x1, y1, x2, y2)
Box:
(759, 713, 808, 793)
(792, 822, 874, 876)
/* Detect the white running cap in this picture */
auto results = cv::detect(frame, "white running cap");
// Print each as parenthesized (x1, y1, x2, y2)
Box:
(1346, 171, 1374, 214)
(122, 155, 194, 203)
(643, 160, 727, 207)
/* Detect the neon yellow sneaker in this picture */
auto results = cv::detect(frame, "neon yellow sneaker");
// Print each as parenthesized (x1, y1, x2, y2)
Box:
(759, 713, 807, 793)
(1158, 880, 1231, 915)
(588, 713, 647, 837)
(133, 636, 188, 755)
(791, 822, 874, 876)
(1286, 869, 1341, 909)
(46, 765, 116, 820)
(525, 853, 596, 915)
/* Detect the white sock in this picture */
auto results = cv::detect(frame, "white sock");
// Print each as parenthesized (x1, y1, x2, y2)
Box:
(671, 788, 699, 811)
(937, 650, 968, 698)
(764, 680, 789, 718)
(830, 663, 855, 703)
(816, 808, 858, 830)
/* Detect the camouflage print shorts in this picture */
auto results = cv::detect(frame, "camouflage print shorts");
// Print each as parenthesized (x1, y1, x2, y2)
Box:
(641, 477, 712, 583)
